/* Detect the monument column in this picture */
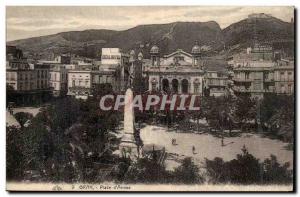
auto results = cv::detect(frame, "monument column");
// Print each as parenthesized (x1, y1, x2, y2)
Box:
(119, 88, 139, 159)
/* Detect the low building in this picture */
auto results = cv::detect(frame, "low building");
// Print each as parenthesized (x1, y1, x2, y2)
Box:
(67, 68, 120, 99)
(92, 69, 119, 93)
(67, 69, 93, 100)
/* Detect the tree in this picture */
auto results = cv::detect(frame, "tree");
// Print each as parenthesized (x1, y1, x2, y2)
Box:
(7, 96, 122, 182)
(14, 112, 33, 127)
(260, 94, 294, 142)
(234, 94, 256, 126)
(173, 157, 203, 184)
(7, 126, 24, 181)
(205, 146, 293, 184)
(262, 155, 292, 184)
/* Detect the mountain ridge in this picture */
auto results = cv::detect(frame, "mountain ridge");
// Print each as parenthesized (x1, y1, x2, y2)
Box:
(7, 16, 294, 59)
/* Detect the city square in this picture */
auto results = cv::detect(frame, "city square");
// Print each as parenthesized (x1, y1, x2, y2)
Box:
(5, 6, 295, 191)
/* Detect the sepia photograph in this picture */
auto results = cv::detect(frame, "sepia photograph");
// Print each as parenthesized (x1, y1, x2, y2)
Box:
(5, 6, 295, 192)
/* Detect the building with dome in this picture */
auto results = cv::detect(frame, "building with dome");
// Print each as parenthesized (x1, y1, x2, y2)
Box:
(145, 43, 206, 95)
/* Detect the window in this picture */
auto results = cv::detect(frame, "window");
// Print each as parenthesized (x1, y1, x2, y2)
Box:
(253, 82, 261, 90)
(19, 82, 23, 90)
(281, 84, 285, 93)
(264, 72, 269, 80)
(288, 72, 293, 81)
(254, 72, 261, 80)
(220, 80, 224, 86)
(194, 84, 199, 93)
(72, 80, 75, 87)
(288, 84, 292, 94)
(152, 82, 157, 91)
(245, 72, 250, 80)
(24, 81, 28, 90)
(280, 72, 285, 81)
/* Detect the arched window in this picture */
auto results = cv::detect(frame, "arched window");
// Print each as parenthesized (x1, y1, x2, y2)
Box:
(151, 78, 157, 91)
(181, 79, 189, 94)
(172, 79, 179, 93)
(194, 79, 200, 93)
(162, 79, 169, 92)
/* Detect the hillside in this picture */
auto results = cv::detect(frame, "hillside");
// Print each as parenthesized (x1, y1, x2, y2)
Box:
(7, 21, 223, 58)
(222, 15, 294, 48)
(7, 15, 294, 59)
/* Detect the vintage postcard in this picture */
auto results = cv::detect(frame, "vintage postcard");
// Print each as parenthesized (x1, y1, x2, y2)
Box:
(6, 6, 295, 192)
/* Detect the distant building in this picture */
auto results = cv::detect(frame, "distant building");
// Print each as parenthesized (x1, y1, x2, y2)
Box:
(6, 45, 23, 60)
(100, 48, 130, 91)
(251, 43, 273, 61)
(248, 13, 272, 19)
(230, 43, 294, 97)
(6, 59, 36, 92)
(92, 69, 119, 93)
(6, 60, 52, 105)
(203, 63, 228, 97)
(49, 64, 68, 97)
(54, 54, 71, 64)
(35, 63, 50, 91)
(273, 59, 294, 94)
(129, 50, 147, 93)
(67, 68, 120, 100)
(232, 60, 275, 98)
(67, 48, 130, 100)
(101, 48, 129, 66)
(67, 70, 93, 100)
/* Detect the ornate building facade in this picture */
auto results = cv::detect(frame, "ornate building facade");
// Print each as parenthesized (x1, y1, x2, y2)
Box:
(145, 43, 205, 95)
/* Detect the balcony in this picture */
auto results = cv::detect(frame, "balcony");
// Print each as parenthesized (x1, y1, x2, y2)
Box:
(69, 86, 91, 91)
(233, 78, 252, 82)
(233, 87, 274, 93)
(264, 78, 274, 82)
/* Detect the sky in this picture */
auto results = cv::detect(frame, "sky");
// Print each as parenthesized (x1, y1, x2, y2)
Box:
(6, 6, 294, 41)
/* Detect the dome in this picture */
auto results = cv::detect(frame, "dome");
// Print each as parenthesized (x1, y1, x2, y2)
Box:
(191, 44, 201, 54)
(138, 52, 143, 58)
(130, 49, 135, 56)
(150, 45, 159, 54)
